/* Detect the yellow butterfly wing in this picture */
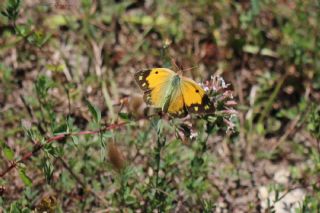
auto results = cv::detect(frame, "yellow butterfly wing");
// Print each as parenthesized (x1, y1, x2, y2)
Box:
(179, 77, 215, 114)
(134, 68, 175, 108)
(166, 84, 188, 117)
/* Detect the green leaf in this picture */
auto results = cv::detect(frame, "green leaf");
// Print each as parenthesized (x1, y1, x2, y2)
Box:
(27, 31, 52, 47)
(44, 14, 69, 29)
(3, 146, 15, 160)
(53, 123, 68, 135)
(118, 112, 131, 121)
(44, 143, 63, 157)
(35, 75, 54, 99)
(46, 64, 64, 72)
(251, 0, 260, 15)
(15, 24, 31, 37)
(18, 168, 32, 187)
(42, 158, 54, 183)
(1, 11, 8, 17)
(0, 141, 15, 160)
(103, 131, 113, 139)
(243, 45, 278, 57)
(156, 119, 163, 135)
(71, 135, 79, 146)
(85, 99, 101, 123)
(191, 156, 204, 168)
(2, 0, 21, 21)
(256, 122, 265, 135)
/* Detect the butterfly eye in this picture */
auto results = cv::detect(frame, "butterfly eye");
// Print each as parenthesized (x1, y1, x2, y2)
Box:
(155, 71, 159, 74)
(195, 89, 199, 93)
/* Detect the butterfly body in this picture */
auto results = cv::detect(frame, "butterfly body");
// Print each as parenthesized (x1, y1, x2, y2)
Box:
(160, 74, 181, 112)
(134, 68, 214, 117)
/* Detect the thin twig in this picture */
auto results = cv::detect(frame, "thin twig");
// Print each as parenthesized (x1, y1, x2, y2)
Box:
(0, 122, 128, 178)
(20, 94, 46, 134)
(63, 85, 71, 117)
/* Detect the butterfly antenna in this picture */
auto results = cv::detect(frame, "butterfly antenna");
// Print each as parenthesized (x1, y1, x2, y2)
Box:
(169, 57, 199, 75)
(181, 65, 199, 72)
(171, 58, 182, 73)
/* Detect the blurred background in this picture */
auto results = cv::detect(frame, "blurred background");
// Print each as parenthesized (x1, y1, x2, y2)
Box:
(1, 0, 320, 212)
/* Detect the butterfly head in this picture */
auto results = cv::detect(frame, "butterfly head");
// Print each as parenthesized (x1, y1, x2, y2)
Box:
(176, 69, 183, 76)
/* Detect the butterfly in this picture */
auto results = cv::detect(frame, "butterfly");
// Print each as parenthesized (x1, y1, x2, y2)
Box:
(134, 68, 215, 117)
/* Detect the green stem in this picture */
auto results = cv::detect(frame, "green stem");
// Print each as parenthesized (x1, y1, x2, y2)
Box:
(154, 119, 166, 211)
(36, 91, 49, 132)
(119, 171, 126, 212)
(257, 74, 287, 124)
(155, 135, 161, 191)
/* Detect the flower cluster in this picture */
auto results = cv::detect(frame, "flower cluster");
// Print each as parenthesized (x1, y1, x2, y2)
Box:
(202, 75, 238, 134)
